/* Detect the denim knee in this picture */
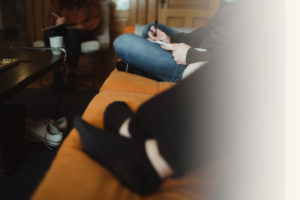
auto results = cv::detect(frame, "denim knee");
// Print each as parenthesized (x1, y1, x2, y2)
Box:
(113, 33, 136, 54)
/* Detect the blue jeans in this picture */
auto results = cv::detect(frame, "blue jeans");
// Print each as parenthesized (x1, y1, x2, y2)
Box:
(113, 23, 185, 82)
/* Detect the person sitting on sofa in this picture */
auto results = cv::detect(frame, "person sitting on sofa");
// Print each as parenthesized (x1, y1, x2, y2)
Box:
(113, 0, 239, 82)
(74, 0, 249, 196)
(44, 0, 101, 91)
(74, 59, 223, 195)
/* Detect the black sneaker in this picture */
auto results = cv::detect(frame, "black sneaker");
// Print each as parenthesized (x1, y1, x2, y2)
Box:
(115, 61, 130, 72)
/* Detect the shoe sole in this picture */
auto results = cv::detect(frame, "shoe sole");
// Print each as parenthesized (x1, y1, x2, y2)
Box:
(26, 133, 61, 147)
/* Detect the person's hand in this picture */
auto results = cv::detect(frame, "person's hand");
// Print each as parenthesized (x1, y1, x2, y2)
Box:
(55, 17, 66, 25)
(161, 43, 191, 65)
(148, 26, 170, 44)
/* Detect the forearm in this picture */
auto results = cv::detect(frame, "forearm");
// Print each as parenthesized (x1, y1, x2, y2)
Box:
(170, 26, 211, 47)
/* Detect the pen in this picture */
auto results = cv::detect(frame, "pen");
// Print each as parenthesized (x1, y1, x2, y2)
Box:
(51, 12, 60, 18)
(154, 19, 158, 36)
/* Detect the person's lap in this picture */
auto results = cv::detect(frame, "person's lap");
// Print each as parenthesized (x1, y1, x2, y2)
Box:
(113, 23, 185, 82)
(114, 33, 185, 82)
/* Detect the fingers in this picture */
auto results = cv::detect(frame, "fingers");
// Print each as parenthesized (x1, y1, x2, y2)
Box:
(150, 26, 156, 32)
(160, 44, 173, 51)
(148, 27, 161, 39)
(147, 38, 154, 42)
(59, 17, 66, 23)
(161, 44, 184, 65)
(56, 17, 66, 25)
(148, 31, 157, 41)
(150, 26, 164, 36)
(150, 26, 158, 35)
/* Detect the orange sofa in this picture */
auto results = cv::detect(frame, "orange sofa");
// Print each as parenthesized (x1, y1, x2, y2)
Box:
(32, 69, 217, 200)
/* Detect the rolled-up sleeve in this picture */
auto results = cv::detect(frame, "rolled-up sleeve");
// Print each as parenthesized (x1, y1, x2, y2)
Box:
(186, 48, 209, 65)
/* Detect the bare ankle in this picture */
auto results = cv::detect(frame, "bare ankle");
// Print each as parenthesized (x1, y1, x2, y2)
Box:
(145, 139, 173, 179)
(119, 118, 131, 138)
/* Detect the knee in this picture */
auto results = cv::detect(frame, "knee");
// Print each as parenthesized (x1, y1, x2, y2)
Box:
(113, 33, 136, 53)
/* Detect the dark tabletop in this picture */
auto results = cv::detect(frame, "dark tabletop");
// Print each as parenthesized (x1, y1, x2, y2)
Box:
(0, 48, 64, 102)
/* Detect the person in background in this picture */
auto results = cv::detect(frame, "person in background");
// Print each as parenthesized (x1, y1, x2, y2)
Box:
(74, 62, 221, 195)
(44, 0, 101, 91)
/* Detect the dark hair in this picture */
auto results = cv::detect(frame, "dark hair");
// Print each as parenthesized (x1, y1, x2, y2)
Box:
(58, 0, 89, 9)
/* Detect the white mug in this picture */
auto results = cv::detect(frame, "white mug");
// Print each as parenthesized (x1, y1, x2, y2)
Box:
(49, 36, 63, 55)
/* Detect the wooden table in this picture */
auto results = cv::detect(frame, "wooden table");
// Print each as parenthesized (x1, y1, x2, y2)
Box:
(0, 47, 64, 102)
(0, 47, 65, 179)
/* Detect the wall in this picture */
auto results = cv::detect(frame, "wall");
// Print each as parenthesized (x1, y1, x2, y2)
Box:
(111, 0, 130, 10)
(128, 0, 219, 27)
(0, 3, 3, 29)
(0, 0, 17, 29)
(0, 0, 18, 40)
(25, 0, 50, 45)
(129, 0, 156, 25)
(110, 0, 130, 40)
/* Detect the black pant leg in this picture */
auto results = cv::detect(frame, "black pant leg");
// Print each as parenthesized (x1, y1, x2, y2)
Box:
(64, 29, 94, 69)
(129, 54, 233, 176)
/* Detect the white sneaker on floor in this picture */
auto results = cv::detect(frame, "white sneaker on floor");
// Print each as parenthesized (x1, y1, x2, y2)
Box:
(49, 117, 68, 132)
(26, 118, 65, 148)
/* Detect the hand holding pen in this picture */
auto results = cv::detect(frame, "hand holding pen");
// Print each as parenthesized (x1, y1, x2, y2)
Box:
(51, 12, 60, 18)
(148, 26, 171, 44)
(52, 12, 66, 25)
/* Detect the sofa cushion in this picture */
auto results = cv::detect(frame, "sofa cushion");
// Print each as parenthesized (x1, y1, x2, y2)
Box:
(100, 69, 175, 95)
